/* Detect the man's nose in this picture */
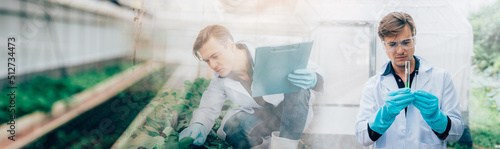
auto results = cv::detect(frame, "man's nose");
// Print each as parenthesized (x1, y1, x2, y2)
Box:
(209, 60, 218, 69)
(396, 43, 405, 54)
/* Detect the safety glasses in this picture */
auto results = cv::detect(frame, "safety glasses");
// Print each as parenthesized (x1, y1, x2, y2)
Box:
(382, 36, 416, 52)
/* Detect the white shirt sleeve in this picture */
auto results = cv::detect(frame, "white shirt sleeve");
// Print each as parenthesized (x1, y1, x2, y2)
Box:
(190, 75, 227, 131)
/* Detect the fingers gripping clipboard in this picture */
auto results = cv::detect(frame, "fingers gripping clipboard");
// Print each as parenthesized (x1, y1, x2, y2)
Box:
(251, 41, 314, 97)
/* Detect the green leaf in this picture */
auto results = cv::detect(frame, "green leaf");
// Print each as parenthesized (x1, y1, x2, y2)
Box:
(146, 116, 162, 130)
(145, 126, 160, 137)
(161, 141, 178, 149)
(162, 127, 174, 136)
(127, 134, 165, 149)
(172, 104, 185, 113)
(161, 92, 169, 97)
(178, 137, 194, 149)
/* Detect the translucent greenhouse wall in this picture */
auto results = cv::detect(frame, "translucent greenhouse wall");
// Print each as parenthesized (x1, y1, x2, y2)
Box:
(0, 0, 133, 79)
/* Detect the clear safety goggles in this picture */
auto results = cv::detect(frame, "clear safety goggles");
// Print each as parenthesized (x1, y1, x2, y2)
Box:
(382, 36, 416, 52)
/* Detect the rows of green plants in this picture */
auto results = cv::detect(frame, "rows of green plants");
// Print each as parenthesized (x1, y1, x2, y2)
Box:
(0, 61, 136, 124)
(24, 66, 172, 149)
(125, 78, 234, 149)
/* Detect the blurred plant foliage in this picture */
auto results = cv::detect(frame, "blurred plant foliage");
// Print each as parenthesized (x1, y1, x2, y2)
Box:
(465, 1, 500, 148)
(0, 62, 134, 124)
(127, 78, 234, 149)
(468, 72, 500, 148)
(470, 0, 500, 78)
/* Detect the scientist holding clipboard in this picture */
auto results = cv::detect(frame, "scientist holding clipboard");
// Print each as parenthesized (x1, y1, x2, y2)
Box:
(178, 25, 325, 148)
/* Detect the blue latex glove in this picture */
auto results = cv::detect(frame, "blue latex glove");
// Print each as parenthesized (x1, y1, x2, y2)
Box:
(413, 90, 448, 133)
(369, 88, 414, 134)
(287, 69, 317, 89)
(179, 123, 208, 146)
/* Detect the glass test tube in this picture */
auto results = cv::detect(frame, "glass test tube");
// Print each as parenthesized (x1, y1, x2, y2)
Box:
(405, 61, 410, 88)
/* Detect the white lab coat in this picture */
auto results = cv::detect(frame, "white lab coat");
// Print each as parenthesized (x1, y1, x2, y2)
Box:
(355, 56, 464, 149)
(190, 41, 324, 140)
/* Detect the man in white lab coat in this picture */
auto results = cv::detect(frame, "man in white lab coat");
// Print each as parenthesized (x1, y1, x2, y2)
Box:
(178, 25, 325, 148)
(355, 12, 464, 148)
(355, 12, 464, 149)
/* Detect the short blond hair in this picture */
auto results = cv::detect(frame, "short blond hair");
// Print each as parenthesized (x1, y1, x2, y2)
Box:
(378, 12, 416, 41)
(192, 25, 234, 60)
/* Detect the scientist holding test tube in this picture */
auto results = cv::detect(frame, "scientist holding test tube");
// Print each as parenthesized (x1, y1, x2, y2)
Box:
(178, 25, 325, 149)
(355, 12, 464, 148)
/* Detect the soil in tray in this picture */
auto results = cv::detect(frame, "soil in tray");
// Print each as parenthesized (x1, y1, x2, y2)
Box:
(23, 66, 174, 149)
(0, 61, 138, 124)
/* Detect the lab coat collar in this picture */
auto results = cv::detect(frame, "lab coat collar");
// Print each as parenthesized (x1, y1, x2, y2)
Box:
(381, 55, 420, 76)
(236, 40, 257, 64)
(224, 77, 252, 97)
(378, 55, 433, 91)
(414, 56, 432, 90)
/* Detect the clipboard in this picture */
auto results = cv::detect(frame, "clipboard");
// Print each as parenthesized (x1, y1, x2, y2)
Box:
(251, 41, 314, 97)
